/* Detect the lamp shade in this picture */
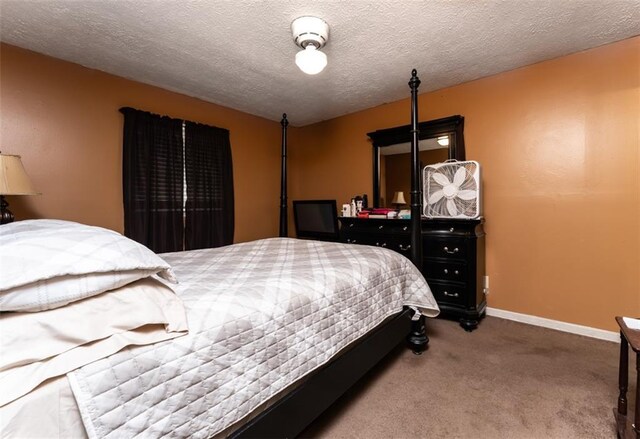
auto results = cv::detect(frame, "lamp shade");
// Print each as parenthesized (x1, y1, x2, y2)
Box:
(0, 154, 39, 195)
(295, 45, 327, 75)
(391, 191, 406, 205)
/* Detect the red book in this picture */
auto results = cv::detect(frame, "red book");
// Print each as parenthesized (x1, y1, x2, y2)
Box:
(371, 208, 395, 215)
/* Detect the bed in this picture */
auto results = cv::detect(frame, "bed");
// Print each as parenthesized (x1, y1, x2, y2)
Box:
(0, 69, 431, 438)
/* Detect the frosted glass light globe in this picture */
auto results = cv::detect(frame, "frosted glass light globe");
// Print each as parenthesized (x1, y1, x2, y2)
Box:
(295, 45, 327, 75)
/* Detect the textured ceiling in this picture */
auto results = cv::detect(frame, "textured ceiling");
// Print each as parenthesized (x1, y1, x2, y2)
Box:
(1, 1, 639, 126)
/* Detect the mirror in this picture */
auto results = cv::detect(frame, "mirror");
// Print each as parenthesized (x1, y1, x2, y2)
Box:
(368, 115, 465, 208)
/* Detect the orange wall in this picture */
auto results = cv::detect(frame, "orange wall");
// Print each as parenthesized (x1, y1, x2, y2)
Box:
(292, 37, 640, 331)
(0, 44, 282, 243)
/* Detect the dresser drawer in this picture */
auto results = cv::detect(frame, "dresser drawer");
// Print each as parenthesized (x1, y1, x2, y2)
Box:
(341, 231, 376, 246)
(428, 281, 466, 307)
(385, 222, 411, 235)
(341, 220, 369, 234)
(423, 259, 467, 283)
(424, 237, 468, 259)
(355, 222, 410, 236)
(341, 231, 411, 253)
(422, 219, 483, 237)
(385, 239, 412, 258)
(340, 218, 411, 234)
(367, 235, 411, 254)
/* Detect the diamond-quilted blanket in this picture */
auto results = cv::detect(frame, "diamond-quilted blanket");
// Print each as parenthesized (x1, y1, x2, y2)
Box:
(68, 238, 439, 438)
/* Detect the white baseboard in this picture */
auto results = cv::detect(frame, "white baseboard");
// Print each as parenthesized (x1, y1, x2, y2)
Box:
(486, 307, 619, 342)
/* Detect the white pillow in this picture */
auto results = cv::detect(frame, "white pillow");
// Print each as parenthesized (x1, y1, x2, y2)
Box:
(0, 219, 177, 311)
(0, 276, 189, 406)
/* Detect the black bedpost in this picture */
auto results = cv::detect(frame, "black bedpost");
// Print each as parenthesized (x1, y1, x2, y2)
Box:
(279, 113, 289, 238)
(372, 143, 380, 207)
(408, 69, 423, 269)
(407, 69, 428, 355)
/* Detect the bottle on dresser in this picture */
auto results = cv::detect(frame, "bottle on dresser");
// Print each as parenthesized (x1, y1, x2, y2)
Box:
(355, 196, 363, 214)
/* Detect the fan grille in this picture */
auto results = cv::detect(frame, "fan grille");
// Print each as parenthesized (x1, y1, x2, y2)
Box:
(423, 161, 481, 218)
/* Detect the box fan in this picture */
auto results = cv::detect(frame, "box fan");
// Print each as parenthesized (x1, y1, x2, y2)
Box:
(423, 160, 482, 219)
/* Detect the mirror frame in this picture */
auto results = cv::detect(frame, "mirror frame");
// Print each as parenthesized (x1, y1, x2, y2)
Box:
(368, 115, 466, 207)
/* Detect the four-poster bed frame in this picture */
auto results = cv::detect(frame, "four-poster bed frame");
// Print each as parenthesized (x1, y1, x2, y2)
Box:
(228, 70, 428, 438)
(279, 113, 289, 238)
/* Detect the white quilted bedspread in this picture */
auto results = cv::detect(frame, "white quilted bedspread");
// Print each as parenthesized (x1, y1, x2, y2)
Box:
(68, 238, 438, 438)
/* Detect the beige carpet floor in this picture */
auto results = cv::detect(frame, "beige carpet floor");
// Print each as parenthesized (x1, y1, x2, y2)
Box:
(302, 316, 634, 438)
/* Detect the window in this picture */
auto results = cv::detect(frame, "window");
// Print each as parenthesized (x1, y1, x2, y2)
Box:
(121, 107, 234, 253)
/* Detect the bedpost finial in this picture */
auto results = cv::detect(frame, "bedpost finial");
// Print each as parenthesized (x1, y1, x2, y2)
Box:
(409, 69, 421, 89)
(282, 113, 287, 120)
(281, 113, 289, 128)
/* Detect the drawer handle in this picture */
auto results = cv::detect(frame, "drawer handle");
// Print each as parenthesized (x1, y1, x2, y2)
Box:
(376, 242, 387, 248)
(403, 226, 408, 231)
(443, 291, 459, 298)
(444, 269, 448, 274)
(399, 244, 411, 251)
(449, 227, 455, 232)
(378, 225, 384, 230)
(347, 238, 357, 244)
(349, 223, 354, 228)
(443, 246, 459, 254)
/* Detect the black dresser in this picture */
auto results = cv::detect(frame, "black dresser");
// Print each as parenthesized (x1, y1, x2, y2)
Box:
(338, 217, 486, 331)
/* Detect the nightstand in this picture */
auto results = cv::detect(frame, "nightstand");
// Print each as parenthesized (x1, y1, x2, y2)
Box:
(422, 218, 486, 331)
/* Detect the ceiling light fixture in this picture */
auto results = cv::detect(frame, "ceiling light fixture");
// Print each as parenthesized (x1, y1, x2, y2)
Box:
(437, 136, 450, 146)
(291, 16, 329, 75)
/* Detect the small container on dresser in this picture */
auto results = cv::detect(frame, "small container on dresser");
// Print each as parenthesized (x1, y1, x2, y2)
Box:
(338, 216, 486, 331)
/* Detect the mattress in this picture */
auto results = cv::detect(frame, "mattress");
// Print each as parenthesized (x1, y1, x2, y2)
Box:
(6, 238, 439, 438)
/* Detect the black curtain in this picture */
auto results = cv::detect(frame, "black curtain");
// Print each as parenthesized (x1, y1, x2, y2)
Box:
(121, 107, 184, 253)
(184, 121, 234, 250)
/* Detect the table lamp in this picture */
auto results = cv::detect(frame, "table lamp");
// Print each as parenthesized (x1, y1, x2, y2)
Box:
(391, 191, 406, 208)
(0, 153, 39, 224)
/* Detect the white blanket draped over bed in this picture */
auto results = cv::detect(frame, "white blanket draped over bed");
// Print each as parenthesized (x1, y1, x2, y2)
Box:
(68, 238, 438, 438)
